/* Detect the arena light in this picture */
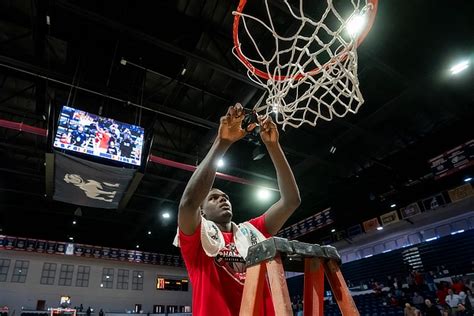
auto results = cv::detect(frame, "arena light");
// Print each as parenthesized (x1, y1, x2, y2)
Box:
(69, 237, 74, 241)
(331, 229, 336, 233)
(147, 231, 152, 235)
(162, 212, 170, 219)
(464, 176, 472, 182)
(376, 226, 383, 231)
(217, 159, 225, 168)
(136, 245, 140, 249)
(72, 220, 77, 225)
(425, 236, 438, 242)
(390, 203, 396, 208)
(451, 229, 464, 235)
(450, 60, 470, 75)
(346, 14, 367, 38)
(256, 188, 272, 201)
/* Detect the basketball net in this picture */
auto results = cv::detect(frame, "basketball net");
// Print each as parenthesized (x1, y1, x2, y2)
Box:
(233, 0, 378, 129)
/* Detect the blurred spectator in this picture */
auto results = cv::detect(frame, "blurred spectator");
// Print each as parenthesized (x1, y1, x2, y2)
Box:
(414, 271, 424, 290)
(446, 289, 461, 315)
(459, 291, 467, 304)
(107, 140, 118, 155)
(404, 303, 418, 316)
(465, 289, 474, 312)
(296, 300, 303, 316)
(426, 271, 437, 292)
(437, 285, 449, 305)
(373, 281, 383, 295)
(394, 277, 403, 297)
(60, 133, 70, 144)
(424, 299, 442, 316)
(120, 132, 133, 158)
(413, 292, 425, 306)
(407, 272, 416, 290)
(388, 293, 399, 307)
(71, 125, 88, 147)
(457, 304, 468, 316)
(453, 280, 466, 294)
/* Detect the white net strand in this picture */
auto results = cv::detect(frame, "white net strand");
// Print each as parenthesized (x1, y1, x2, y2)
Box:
(233, 0, 374, 129)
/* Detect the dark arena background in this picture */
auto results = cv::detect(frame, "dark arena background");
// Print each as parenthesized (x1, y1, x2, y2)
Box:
(0, 1, 473, 316)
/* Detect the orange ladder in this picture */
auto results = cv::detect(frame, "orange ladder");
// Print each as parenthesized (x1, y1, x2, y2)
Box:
(240, 237, 359, 316)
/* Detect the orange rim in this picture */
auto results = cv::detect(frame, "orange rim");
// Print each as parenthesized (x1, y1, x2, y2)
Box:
(232, 0, 378, 81)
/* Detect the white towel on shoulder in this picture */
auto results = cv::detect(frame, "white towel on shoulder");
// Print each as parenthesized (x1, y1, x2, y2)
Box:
(173, 216, 266, 260)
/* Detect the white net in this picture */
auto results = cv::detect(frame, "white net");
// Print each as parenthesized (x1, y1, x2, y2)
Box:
(232, 0, 376, 129)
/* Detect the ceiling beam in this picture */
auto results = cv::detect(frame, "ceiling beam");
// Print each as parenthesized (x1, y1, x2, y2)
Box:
(54, 0, 263, 90)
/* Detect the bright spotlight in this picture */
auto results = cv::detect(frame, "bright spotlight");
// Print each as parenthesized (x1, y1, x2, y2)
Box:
(450, 60, 470, 75)
(257, 188, 272, 201)
(69, 237, 74, 241)
(147, 231, 152, 235)
(377, 226, 383, 231)
(390, 203, 396, 208)
(72, 220, 77, 225)
(136, 245, 140, 249)
(346, 14, 367, 38)
(217, 159, 225, 168)
(464, 176, 472, 182)
(331, 229, 336, 233)
(162, 212, 171, 219)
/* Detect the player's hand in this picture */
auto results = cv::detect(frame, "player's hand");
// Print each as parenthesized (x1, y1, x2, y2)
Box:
(218, 103, 248, 144)
(258, 115, 279, 145)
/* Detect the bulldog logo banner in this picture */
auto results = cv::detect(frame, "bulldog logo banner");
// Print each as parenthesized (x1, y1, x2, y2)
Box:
(53, 152, 135, 209)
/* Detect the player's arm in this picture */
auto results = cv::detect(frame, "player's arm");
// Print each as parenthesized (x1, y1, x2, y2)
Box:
(259, 115, 301, 235)
(178, 104, 249, 235)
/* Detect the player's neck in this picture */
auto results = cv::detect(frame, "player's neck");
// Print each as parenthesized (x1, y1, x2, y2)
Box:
(216, 222, 232, 232)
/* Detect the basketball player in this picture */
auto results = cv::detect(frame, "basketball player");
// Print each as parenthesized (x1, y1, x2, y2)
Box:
(177, 103, 301, 315)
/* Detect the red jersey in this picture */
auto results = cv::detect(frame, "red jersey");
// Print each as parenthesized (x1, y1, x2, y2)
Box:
(179, 215, 275, 316)
(95, 131, 111, 149)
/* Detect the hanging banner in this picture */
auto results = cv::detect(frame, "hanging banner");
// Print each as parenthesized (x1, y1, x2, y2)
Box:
(400, 203, 422, 219)
(5, 237, 16, 249)
(380, 210, 400, 226)
(16, 238, 27, 250)
(0, 234, 184, 268)
(65, 243, 74, 255)
(110, 248, 119, 260)
(448, 183, 473, 203)
(0, 235, 6, 249)
(362, 218, 379, 232)
(55, 243, 66, 254)
(428, 139, 474, 179)
(421, 194, 446, 211)
(276, 208, 334, 239)
(36, 240, 47, 253)
(26, 239, 36, 251)
(46, 241, 56, 254)
(53, 152, 135, 209)
(74, 245, 84, 256)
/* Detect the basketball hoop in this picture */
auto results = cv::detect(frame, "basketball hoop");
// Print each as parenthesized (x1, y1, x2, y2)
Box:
(232, 0, 378, 129)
